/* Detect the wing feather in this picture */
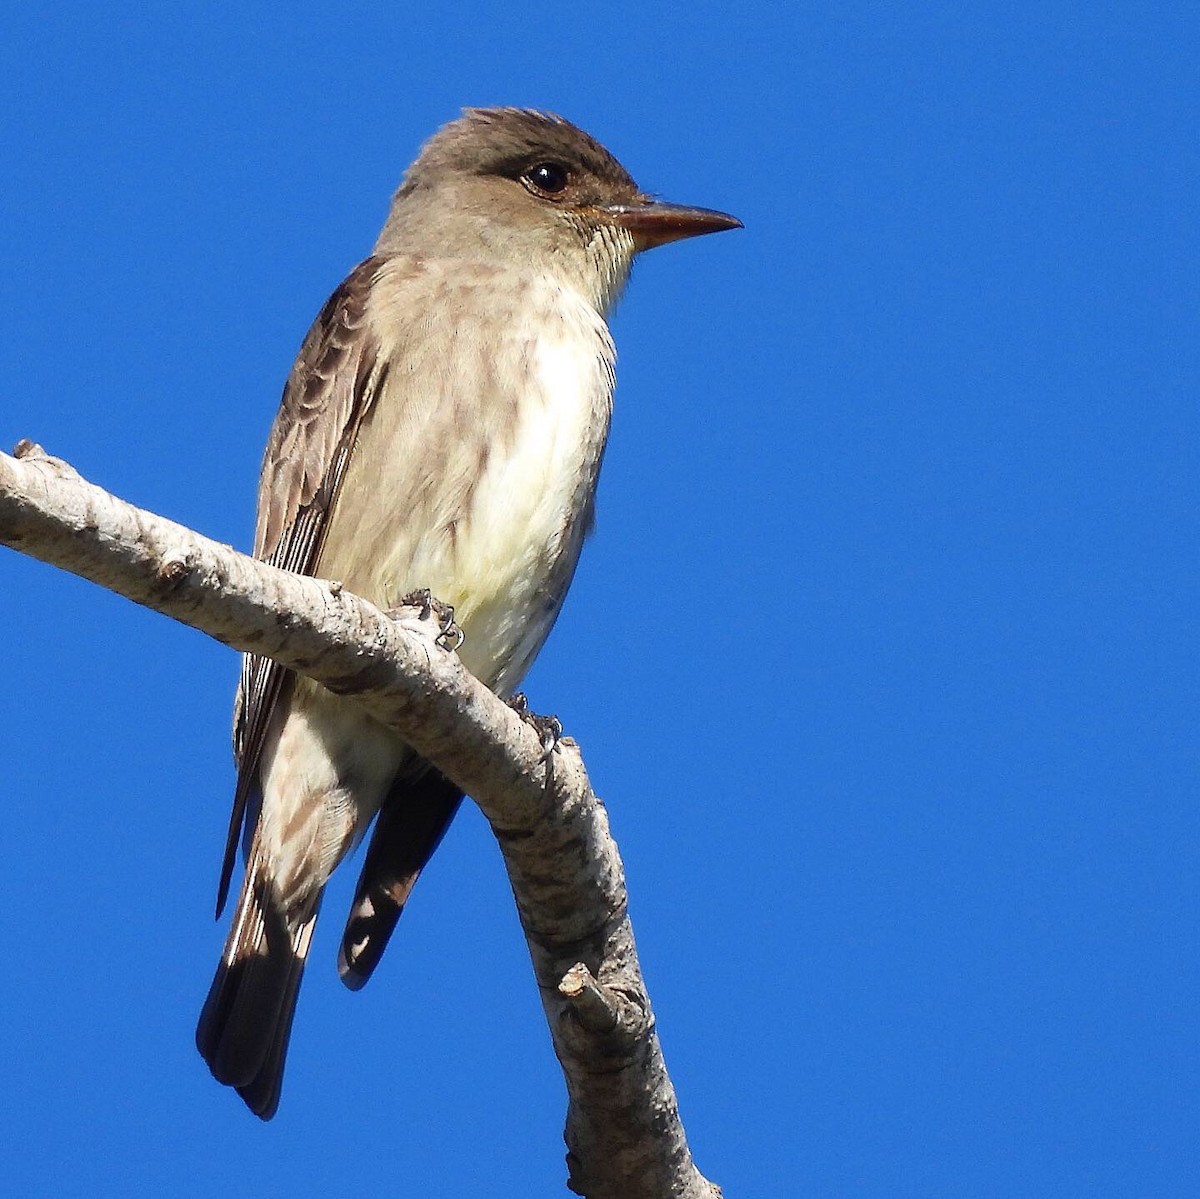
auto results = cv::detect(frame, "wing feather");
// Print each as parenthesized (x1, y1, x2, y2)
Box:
(216, 257, 386, 915)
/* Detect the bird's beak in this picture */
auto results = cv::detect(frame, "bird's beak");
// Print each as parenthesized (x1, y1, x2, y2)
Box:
(601, 197, 743, 250)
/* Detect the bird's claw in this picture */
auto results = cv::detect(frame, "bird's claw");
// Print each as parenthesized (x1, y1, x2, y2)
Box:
(398, 587, 434, 620)
(395, 589, 464, 652)
(507, 693, 563, 761)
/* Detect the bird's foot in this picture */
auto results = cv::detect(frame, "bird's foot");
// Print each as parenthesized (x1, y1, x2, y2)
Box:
(394, 589, 465, 652)
(507, 693, 563, 760)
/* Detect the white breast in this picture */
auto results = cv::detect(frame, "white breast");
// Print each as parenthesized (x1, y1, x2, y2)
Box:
(317, 263, 615, 696)
(446, 279, 614, 692)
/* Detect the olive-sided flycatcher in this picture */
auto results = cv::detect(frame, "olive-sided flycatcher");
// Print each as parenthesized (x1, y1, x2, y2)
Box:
(196, 107, 741, 1118)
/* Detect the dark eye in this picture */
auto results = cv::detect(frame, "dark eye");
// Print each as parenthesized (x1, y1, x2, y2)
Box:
(522, 162, 570, 195)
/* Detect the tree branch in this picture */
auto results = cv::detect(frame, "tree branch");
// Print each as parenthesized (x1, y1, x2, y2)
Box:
(0, 440, 720, 1199)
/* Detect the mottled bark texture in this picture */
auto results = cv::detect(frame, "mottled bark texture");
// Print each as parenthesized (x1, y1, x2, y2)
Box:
(0, 442, 721, 1199)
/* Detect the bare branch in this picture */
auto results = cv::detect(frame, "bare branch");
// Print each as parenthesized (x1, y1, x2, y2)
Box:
(0, 442, 721, 1199)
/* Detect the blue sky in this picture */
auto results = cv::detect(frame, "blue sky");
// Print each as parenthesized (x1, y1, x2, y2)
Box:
(1, 3, 1195, 1196)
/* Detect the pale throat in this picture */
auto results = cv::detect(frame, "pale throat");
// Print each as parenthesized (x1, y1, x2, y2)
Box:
(580, 223, 637, 316)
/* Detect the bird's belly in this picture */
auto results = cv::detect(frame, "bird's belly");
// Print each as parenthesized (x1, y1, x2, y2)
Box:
(406, 334, 607, 694)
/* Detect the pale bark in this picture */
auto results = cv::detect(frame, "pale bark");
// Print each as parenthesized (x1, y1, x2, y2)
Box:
(0, 441, 721, 1199)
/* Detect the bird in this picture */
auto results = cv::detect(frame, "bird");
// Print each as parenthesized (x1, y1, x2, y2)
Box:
(196, 106, 741, 1119)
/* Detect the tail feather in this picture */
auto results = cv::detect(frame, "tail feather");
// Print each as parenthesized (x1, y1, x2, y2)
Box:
(338, 770, 462, 990)
(231, 913, 317, 1120)
(197, 847, 319, 1119)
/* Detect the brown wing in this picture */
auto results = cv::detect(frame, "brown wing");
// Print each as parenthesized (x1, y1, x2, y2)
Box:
(215, 256, 388, 916)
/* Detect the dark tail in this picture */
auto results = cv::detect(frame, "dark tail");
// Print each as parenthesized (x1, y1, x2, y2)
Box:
(196, 847, 319, 1120)
(338, 770, 462, 990)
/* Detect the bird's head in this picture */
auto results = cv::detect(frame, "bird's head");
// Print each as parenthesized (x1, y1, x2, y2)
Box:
(376, 107, 741, 313)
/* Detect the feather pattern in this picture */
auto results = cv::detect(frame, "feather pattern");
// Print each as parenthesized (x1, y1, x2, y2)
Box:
(217, 258, 385, 915)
